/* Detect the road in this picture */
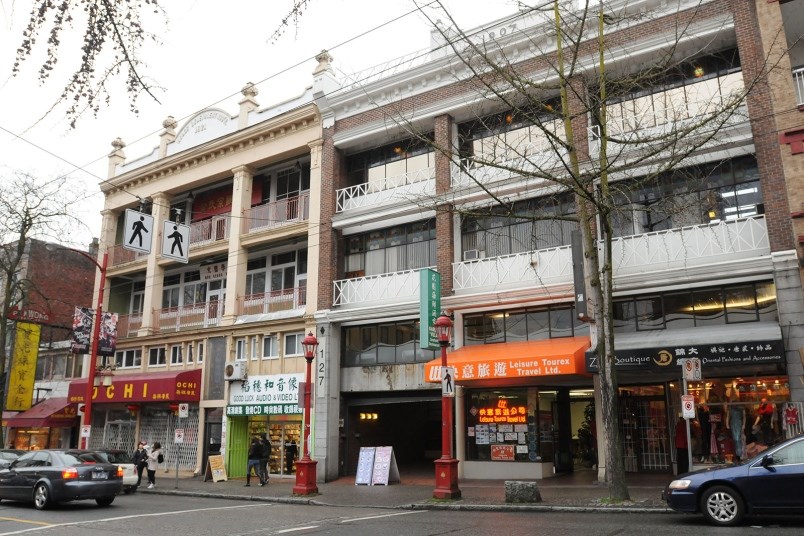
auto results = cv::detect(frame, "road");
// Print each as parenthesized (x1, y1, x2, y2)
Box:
(0, 494, 803, 535)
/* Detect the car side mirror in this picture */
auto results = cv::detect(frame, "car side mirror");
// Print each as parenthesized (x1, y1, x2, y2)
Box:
(760, 454, 774, 468)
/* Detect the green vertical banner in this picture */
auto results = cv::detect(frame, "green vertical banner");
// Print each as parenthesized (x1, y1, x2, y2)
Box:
(419, 269, 441, 350)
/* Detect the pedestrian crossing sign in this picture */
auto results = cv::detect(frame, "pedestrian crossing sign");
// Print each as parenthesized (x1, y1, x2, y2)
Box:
(123, 209, 154, 254)
(161, 221, 190, 263)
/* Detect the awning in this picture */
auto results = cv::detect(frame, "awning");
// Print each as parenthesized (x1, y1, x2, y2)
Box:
(3, 397, 77, 428)
(68, 369, 202, 404)
(424, 336, 591, 385)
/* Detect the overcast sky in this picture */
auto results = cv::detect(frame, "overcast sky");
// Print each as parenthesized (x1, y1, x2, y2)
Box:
(0, 0, 512, 249)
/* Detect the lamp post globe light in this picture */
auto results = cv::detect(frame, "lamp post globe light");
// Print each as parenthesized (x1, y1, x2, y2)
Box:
(433, 312, 461, 499)
(292, 331, 319, 495)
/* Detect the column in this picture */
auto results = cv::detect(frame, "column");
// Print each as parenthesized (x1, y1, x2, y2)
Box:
(138, 192, 170, 336)
(221, 165, 253, 326)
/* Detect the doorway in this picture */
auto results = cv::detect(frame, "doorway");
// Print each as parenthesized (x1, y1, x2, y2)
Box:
(267, 422, 302, 476)
(205, 280, 225, 327)
(619, 390, 670, 472)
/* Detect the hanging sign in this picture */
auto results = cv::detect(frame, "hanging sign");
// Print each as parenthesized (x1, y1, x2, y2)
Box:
(419, 269, 441, 350)
(123, 209, 154, 254)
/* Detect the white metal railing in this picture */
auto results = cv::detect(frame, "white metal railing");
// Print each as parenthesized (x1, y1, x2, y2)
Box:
(794, 66, 804, 107)
(238, 286, 307, 315)
(451, 147, 565, 188)
(453, 246, 573, 291)
(339, 47, 432, 90)
(190, 214, 230, 246)
(336, 167, 435, 212)
(116, 313, 142, 339)
(154, 301, 224, 332)
(244, 193, 310, 233)
(610, 215, 769, 276)
(333, 267, 428, 306)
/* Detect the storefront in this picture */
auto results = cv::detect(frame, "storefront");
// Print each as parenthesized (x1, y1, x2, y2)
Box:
(68, 370, 202, 469)
(3, 397, 78, 450)
(225, 373, 303, 478)
(425, 336, 592, 479)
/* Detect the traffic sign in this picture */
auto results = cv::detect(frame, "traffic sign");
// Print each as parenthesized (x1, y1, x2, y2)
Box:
(682, 395, 695, 419)
(680, 358, 702, 381)
(174, 428, 185, 444)
(123, 209, 154, 254)
(81, 425, 91, 438)
(161, 221, 190, 263)
(178, 403, 189, 418)
(442, 366, 455, 397)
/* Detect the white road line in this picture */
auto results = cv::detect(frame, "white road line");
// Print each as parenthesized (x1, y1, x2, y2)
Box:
(341, 511, 425, 523)
(275, 527, 319, 533)
(0, 503, 272, 536)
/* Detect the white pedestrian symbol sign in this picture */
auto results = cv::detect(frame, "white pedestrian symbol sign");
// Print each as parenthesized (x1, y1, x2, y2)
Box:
(123, 209, 154, 254)
(442, 366, 455, 398)
(161, 221, 190, 264)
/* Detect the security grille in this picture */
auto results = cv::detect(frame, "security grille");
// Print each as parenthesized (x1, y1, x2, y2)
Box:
(140, 408, 200, 471)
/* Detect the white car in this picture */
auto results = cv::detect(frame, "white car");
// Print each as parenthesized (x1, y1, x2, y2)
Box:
(88, 450, 139, 493)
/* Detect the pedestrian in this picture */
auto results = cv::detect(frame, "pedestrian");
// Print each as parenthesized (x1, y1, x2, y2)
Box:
(259, 433, 272, 485)
(146, 442, 163, 489)
(132, 441, 148, 488)
(245, 437, 264, 487)
(675, 415, 689, 475)
(284, 438, 298, 474)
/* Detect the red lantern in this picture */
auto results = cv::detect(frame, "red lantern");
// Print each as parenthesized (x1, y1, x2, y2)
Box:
(127, 404, 140, 413)
(169, 403, 180, 413)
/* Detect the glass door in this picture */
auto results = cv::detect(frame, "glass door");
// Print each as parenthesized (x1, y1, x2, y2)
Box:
(267, 422, 301, 476)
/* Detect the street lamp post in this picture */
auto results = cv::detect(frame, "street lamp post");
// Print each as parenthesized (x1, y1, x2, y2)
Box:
(59, 246, 107, 449)
(433, 312, 461, 499)
(292, 331, 319, 495)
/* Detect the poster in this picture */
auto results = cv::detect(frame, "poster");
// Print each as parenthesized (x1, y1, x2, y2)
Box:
(98, 312, 118, 356)
(475, 424, 490, 445)
(71, 307, 93, 354)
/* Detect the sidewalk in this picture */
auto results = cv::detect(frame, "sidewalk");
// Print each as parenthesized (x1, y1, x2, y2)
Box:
(144, 468, 673, 513)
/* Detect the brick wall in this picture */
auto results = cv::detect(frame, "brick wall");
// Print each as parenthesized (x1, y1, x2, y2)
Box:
(317, 127, 344, 311)
(434, 114, 455, 296)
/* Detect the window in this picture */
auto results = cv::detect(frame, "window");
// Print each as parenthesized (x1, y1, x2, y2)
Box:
(187, 344, 194, 363)
(342, 321, 437, 366)
(251, 337, 258, 361)
(344, 220, 436, 277)
(170, 345, 183, 365)
(464, 305, 587, 345)
(197, 342, 204, 363)
(148, 347, 166, 366)
(284, 333, 305, 356)
(345, 135, 434, 187)
(235, 338, 247, 361)
(35, 353, 68, 381)
(115, 349, 141, 369)
(262, 336, 278, 359)
(769, 440, 804, 466)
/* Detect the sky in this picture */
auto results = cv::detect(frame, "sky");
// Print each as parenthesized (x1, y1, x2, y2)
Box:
(0, 0, 515, 250)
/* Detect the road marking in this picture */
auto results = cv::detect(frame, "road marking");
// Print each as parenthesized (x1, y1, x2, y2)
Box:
(0, 518, 50, 527)
(275, 527, 319, 533)
(0, 503, 270, 535)
(341, 511, 425, 523)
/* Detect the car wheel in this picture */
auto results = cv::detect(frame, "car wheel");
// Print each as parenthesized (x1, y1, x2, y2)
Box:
(33, 484, 51, 510)
(700, 485, 744, 526)
(96, 496, 115, 507)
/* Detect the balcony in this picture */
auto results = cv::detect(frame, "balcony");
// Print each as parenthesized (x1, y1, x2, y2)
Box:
(794, 66, 804, 107)
(452, 246, 573, 292)
(333, 267, 429, 307)
(190, 214, 230, 247)
(336, 167, 435, 212)
(108, 244, 147, 268)
(610, 215, 769, 277)
(451, 146, 565, 189)
(116, 313, 142, 339)
(238, 286, 307, 315)
(244, 193, 310, 234)
(154, 301, 224, 332)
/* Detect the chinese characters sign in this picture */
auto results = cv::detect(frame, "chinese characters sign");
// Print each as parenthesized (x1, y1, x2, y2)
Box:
(226, 373, 303, 416)
(419, 269, 441, 350)
(7, 323, 40, 411)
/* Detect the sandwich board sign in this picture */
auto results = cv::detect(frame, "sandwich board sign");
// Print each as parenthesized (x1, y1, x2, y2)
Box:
(123, 209, 154, 254)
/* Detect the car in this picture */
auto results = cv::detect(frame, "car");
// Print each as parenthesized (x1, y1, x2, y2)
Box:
(663, 433, 804, 526)
(0, 449, 123, 510)
(88, 449, 139, 493)
(0, 450, 25, 470)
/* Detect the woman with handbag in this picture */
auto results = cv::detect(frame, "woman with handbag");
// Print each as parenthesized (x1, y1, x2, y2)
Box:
(132, 441, 149, 488)
(146, 442, 163, 489)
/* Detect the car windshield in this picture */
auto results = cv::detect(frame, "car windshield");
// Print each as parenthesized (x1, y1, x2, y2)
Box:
(97, 451, 132, 464)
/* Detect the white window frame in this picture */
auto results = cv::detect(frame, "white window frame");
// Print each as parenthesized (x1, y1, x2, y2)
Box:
(115, 349, 141, 369)
(170, 345, 183, 365)
(148, 347, 166, 367)
(284, 332, 305, 357)
(197, 342, 204, 363)
(262, 335, 278, 360)
(250, 337, 259, 361)
(187, 343, 194, 363)
(235, 338, 247, 361)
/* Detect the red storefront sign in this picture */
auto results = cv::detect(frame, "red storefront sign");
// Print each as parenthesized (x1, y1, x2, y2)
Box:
(68, 370, 201, 404)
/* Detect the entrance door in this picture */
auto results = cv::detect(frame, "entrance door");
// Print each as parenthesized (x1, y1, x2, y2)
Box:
(267, 422, 301, 476)
(620, 397, 670, 472)
(205, 280, 225, 327)
(270, 265, 296, 312)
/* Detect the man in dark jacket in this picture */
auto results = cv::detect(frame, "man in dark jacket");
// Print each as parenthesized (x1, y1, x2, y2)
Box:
(245, 437, 264, 487)
(132, 441, 148, 487)
(259, 433, 271, 485)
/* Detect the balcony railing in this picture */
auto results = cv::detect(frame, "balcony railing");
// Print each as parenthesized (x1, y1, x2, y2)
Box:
(238, 286, 307, 316)
(333, 267, 429, 307)
(451, 147, 565, 189)
(108, 244, 147, 268)
(794, 66, 804, 107)
(154, 301, 224, 332)
(453, 246, 573, 292)
(116, 313, 142, 339)
(610, 215, 769, 277)
(244, 193, 310, 234)
(190, 214, 230, 247)
(336, 167, 435, 212)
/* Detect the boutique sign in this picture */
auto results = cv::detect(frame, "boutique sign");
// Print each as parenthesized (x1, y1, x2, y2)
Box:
(585, 338, 784, 372)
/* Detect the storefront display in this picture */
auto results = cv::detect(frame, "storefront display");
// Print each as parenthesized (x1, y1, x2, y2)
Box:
(465, 389, 542, 463)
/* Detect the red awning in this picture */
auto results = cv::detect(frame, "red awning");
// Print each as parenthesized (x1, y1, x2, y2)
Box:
(3, 397, 77, 428)
(68, 369, 202, 404)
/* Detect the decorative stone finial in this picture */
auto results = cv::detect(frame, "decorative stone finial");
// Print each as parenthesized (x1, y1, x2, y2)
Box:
(111, 137, 126, 151)
(241, 82, 259, 98)
(313, 50, 334, 75)
(162, 115, 178, 131)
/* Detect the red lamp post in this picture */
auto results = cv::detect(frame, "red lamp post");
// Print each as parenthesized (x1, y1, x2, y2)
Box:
(292, 331, 319, 495)
(433, 312, 461, 499)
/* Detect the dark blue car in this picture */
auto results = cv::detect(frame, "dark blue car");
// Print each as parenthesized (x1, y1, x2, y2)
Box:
(663, 434, 804, 526)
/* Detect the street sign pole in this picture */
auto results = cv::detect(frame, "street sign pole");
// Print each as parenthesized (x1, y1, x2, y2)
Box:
(684, 378, 693, 472)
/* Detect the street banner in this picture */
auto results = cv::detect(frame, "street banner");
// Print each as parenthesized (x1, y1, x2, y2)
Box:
(98, 312, 118, 356)
(71, 307, 93, 354)
(419, 269, 441, 350)
(7, 323, 41, 411)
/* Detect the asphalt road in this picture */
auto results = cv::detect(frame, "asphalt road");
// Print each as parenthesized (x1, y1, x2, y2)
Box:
(1, 493, 803, 535)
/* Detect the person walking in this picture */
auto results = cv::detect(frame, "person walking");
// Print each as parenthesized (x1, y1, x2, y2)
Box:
(245, 437, 265, 487)
(259, 433, 272, 485)
(132, 441, 148, 488)
(284, 438, 298, 474)
(675, 415, 689, 475)
(146, 442, 163, 489)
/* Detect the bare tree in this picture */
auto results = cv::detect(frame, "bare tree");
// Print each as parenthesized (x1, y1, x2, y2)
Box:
(8, 0, 166, 128)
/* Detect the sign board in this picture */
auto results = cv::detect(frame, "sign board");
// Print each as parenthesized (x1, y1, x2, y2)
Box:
(419, 269, 441, 350)
(680, 358, 702, 381)
(161, 221, 190, 263)
(682, 394, 696, 419)
(81, 425, 91, 438)
(441, 366, 455, 398)
(355, 447, 376, 485)
(371, 446, 400, 486)
(205, 455, 227, 482)
(123, 209, 154, 254)
(178, 403, 189, 418)
(174, 428, 185, 444)
(490, 444, 516, 461)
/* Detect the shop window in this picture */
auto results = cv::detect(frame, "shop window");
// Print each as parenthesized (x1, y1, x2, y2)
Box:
(465, 388, 542, 463)
(725, 285, 758, 323)
(464, 304, 585, 345)
(635, 296, 664, 330)
(525, 310, 550, 341)
(663, 292, 695, 329)
(550, 308, 575, 338)
(756, 282, 778, 322)
(692, 287, 725, 326)
(341, 321, 436, 366)
(505, 311, 528, 342)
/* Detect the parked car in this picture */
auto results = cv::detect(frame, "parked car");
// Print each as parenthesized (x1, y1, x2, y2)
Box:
(87, 449, 139, 493)
(663, 434, 804, 526)
(0, 449, 123, 510)
(0, 450, 25, 470)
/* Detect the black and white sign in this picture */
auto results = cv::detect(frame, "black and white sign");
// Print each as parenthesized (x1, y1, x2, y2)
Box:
(161, 221, 190, 263)
(442, 366, 455, 397)
(123, 209, 154, 254)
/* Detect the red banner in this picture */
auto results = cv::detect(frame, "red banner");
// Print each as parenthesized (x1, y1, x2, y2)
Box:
(68, 370, 201, 404)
